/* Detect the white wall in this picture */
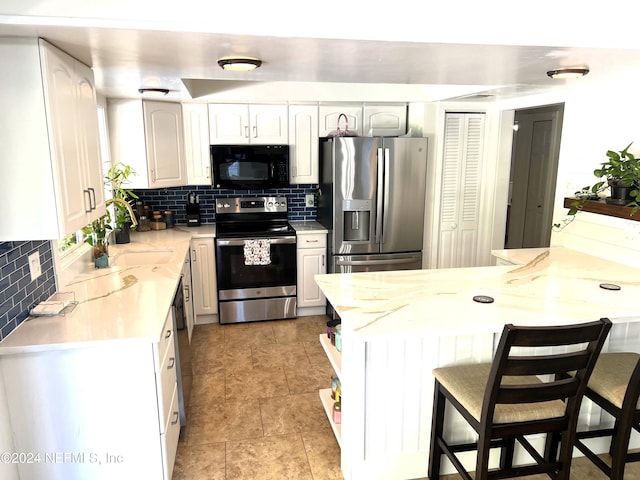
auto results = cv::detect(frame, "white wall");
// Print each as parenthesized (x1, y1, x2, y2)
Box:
(496, 71, 640, 267)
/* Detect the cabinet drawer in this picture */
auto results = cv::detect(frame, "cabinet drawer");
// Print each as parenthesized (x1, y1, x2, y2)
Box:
(157, 332, 177, 434)
(161, 384, 180, 480)
(298, 233, 326, 249)
(154, 309, 175, 372)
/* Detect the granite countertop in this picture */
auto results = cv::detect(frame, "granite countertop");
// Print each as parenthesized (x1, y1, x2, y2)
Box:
(315, 247, 640, 338)
(290, 220, 328, 233)
(0, 225, 216, 355)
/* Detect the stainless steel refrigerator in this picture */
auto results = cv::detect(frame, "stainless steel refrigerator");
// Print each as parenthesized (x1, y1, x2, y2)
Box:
(318, 136, 428, 274)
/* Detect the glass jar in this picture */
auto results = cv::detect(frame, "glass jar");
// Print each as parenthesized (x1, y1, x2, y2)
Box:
(137, 215, 151, 232)
(164, 210, 174, 228)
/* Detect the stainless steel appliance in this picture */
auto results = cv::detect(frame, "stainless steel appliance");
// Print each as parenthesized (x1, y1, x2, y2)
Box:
(215, 196, 297, 324)
(171, 277, 191, 435)
(210, 144, 290, 189)
(318, 136, 428, 273)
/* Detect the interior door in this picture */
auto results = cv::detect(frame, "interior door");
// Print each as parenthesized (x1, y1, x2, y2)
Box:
(506, 105, 563, 248)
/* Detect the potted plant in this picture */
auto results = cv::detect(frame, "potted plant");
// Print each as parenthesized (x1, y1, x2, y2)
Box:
(592, 142, 640, 206)
(104, 163, 138, 244)
(82, 212, 112, 268)
(554, 143, 640, 230)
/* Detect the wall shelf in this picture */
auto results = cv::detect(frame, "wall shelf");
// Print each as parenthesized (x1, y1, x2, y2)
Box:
(563, 197, 640, 222)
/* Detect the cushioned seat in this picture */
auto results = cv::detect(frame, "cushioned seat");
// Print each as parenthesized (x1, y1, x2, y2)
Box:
(574, 351, 640, 479)
(428, 318, 612, 480)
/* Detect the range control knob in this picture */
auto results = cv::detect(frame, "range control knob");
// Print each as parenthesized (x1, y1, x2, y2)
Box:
(224, 203, 230, 208)
(216, 203, 223, 208)
(268, 201, 274, 206)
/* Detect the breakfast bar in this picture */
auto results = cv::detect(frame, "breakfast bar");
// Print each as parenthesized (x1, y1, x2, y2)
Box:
(314, 247, 640, 480)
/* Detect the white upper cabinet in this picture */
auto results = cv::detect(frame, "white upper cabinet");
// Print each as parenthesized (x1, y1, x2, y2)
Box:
(319, 104, 408, 137)
(0, 38, 105, 240)
(182, 103, 211, 185)
(319, 105, 362, 137)
(208, 104, 288, 144)
(363, 104, 407, 137)
(288, 105, 319, 184)
(108, 99, 186, 189)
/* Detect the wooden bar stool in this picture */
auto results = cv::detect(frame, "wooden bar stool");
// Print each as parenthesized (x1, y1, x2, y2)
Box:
(574, 351, 640, 479)
(428, 318, 611, 480)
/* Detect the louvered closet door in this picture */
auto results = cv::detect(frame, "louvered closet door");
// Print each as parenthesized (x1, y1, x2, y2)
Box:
(437, 113, 485, 268)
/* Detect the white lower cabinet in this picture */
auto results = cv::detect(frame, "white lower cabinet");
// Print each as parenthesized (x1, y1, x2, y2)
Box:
(190, 237, 218, 322)
(0, 309, 179, 480)
(296, 232, 327, 315)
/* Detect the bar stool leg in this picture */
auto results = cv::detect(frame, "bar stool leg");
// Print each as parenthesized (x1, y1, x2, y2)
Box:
(428, 383, 446, 480)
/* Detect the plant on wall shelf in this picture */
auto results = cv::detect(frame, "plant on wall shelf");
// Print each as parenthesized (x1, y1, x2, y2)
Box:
(554, 143, 640, 230)
(592, 142, 640, 207)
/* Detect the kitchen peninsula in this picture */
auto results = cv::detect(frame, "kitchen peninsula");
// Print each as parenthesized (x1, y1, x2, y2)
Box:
(315, 247, 640, 480)
(0, 226, 215, 480)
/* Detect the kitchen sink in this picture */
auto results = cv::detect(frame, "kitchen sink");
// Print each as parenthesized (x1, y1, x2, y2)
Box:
(110, 249, 175, 266)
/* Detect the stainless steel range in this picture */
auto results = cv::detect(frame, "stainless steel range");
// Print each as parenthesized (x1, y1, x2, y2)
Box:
(215, 196, 297, 324)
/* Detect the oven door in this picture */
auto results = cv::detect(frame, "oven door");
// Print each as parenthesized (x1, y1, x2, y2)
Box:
(215, 236, 297, 296)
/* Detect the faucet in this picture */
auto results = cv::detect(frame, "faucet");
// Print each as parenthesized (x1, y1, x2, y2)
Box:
(106, 198, 138, 227)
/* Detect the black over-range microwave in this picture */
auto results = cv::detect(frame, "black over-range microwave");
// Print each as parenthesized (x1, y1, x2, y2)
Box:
(210, 144, 290, 190)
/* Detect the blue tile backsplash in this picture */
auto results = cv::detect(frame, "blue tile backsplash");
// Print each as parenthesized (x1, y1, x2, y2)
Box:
(0, 241, 56, 340)
(0, 186, 316, 341)
(133, 184, 318, 223)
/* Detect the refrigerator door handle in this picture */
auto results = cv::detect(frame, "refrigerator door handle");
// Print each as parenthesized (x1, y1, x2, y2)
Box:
(336, 257, 418, 266)
(383, 147, 391, 245)
(375, 147, 384, 244)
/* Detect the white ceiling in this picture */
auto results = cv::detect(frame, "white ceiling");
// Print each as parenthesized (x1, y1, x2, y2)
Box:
(2, 7, 640, 103)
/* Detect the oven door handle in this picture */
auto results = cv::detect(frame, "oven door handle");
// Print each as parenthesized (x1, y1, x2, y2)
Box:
(216, 236, 297, 247)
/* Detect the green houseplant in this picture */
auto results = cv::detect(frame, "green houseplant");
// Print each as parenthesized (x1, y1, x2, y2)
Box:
(554, 143, 640, 230)
(82, 211, 112, 268)
(104, 163, 138, 244)
(592, 142, 640, 206)
(563, 143, 640, 217)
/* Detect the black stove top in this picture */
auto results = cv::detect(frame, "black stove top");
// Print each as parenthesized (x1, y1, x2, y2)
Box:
(216, 221, 295, 238)
(215, 196, 295, 239)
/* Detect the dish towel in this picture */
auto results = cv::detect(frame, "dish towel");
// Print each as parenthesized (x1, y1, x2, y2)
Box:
(243, 239, 271, 265)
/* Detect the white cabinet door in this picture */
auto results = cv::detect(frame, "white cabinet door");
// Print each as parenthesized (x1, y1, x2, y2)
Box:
(208, 104, 249, 144)
(208, 104, 288, 145)
(318, 105, 363, 137)
(436, 113, 485, 268)
(363, 104, 407, 136)
(143, 101, 186, 188)
(249, 104, 288, 144)
(190, 238, 218, 317)
(297, 248, 326, 307)
(289, 105, 319, 184)
(75, 61, 106, 217)
(182, 103, 211, 185)
(108, 99, 186, 189)
(41, 41, 88, 235)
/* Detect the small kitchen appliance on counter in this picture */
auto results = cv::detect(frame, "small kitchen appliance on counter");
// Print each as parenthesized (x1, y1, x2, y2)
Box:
(186, 192, 201, 226)
(214, 196, 297, 324)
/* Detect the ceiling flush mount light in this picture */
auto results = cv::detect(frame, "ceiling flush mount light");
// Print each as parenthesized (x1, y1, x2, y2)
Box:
(138, 88, 170, 95)
(217, 57, 262, 72)
(546, 67, 590, 79)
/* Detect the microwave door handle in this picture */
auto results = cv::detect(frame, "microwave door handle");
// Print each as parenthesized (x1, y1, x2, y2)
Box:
(271, 162, 275, 179)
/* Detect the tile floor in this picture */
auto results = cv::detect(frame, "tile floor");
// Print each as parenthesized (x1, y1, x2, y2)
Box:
(173, 315, 343, 480)
(172, 315, 640, 480)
